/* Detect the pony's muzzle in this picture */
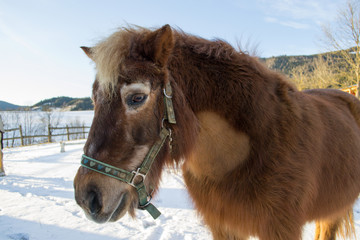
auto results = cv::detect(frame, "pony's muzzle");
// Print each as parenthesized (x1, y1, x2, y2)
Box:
(74, 169, 132, 223)
(75, 185, 107, 223)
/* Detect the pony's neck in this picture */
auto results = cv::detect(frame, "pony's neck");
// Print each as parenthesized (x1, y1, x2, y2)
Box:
(167, 35, 297, 170)
(169, 36, 277, 132)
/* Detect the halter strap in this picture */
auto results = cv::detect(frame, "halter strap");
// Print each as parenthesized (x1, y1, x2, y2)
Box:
(81, 82, 176, 220)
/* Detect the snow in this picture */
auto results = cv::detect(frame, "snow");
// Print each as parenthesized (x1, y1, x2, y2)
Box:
(0, 141, 359, 240)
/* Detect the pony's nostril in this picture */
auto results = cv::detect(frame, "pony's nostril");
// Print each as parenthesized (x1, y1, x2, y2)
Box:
(88, 191, 102, 215)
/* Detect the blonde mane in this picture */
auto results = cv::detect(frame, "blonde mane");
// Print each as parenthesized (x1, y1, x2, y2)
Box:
(92, 27, 149, 95)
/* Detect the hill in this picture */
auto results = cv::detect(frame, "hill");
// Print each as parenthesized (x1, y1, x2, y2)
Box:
(0, 97, 93, 111)
(261, 48, 355, 90)
(0, 100, 22, 110)
(262, 54, 317, 75)
(32, 96, 93, 111)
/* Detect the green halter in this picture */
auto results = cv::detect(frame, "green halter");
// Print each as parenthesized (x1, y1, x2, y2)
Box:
(81, 82, 176, 219)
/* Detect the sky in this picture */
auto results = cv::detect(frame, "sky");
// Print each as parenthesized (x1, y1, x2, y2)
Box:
(0, 0, 345, 106)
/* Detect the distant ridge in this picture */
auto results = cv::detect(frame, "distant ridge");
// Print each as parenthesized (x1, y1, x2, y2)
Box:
(32, 96, 93, 111)
(0, 97, 93, 111)
(0, 101, 22, 110)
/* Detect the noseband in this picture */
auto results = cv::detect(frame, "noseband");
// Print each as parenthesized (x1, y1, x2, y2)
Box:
(81, 82, 176, 219)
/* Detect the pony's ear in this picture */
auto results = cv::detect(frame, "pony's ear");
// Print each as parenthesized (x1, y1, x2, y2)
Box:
(142, 24, 174, 67)
(81, 46, 94, 60)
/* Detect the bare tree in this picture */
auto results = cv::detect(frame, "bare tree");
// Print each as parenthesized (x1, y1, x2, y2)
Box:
(0, 112, 13, 147)
(311, 55, 339, 89)
(289, 55, 338, 90)
(40, 106, 62, 139)
(322, 0, 360, 97)
(22, 109, 40, 145)
(290, 64, 310, 90)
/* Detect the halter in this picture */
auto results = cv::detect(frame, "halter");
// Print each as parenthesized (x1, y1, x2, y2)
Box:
(81, 82, 176, 220)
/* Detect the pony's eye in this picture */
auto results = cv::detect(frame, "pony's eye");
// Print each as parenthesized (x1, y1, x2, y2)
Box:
(126, 93, 148, 107)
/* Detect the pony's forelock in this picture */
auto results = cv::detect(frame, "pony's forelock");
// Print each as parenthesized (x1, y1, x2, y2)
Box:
(92, 27, 149, 97)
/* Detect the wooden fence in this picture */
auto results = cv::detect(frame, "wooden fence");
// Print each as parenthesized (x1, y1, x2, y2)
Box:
(4, 125, 90, 147)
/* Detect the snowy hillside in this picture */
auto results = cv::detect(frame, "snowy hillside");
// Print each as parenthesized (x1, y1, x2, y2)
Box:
(0, 142, 359, 240)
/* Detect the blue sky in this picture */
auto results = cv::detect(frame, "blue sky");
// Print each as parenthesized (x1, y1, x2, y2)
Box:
(0, 0, 344, 106)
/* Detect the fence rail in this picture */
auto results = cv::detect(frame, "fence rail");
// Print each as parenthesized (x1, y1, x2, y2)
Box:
(4, 124, 90, 147)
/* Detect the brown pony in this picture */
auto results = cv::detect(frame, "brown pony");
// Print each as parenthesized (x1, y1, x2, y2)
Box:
(74, 25, 360, 239)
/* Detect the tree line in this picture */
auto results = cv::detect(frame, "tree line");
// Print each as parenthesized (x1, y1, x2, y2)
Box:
(263, 50, 357, 91)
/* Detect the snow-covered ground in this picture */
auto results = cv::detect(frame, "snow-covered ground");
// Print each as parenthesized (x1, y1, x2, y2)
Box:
(0, 142, 359, 240)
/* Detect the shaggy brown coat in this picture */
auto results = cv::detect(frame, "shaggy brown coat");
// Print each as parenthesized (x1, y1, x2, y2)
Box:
(74, 25, 360, 240)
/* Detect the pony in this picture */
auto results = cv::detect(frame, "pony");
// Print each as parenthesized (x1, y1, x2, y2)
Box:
(74, 25, 360, 239)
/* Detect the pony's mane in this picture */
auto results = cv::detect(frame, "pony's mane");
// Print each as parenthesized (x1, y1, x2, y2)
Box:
(178, 32, 238, 61)
(92, 26, 265, 95)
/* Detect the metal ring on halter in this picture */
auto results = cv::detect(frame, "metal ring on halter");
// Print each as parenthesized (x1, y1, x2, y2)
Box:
(163, 88, 173, 98)
(138, 194, 152, 209)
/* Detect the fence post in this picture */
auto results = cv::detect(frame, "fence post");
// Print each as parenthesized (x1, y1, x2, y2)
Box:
(82, 125, 85, 139)
(19, 125, 24, 146)
(47, 124, 52, 143)
(66, 125, 70, 141)
(0, 147, 5, 176)
(60, 141, 65, 153)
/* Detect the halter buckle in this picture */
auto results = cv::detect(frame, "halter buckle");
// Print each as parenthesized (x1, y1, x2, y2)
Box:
(163, 82, 176, 124)
(163, 88, 173, 99)
(130, 168, 146, 187)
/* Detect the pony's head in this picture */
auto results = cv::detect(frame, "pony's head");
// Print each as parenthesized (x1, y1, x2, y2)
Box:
(74, 25, 182, 223)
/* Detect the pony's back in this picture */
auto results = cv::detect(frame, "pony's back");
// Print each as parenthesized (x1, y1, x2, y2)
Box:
(300, 89, 360, 239)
